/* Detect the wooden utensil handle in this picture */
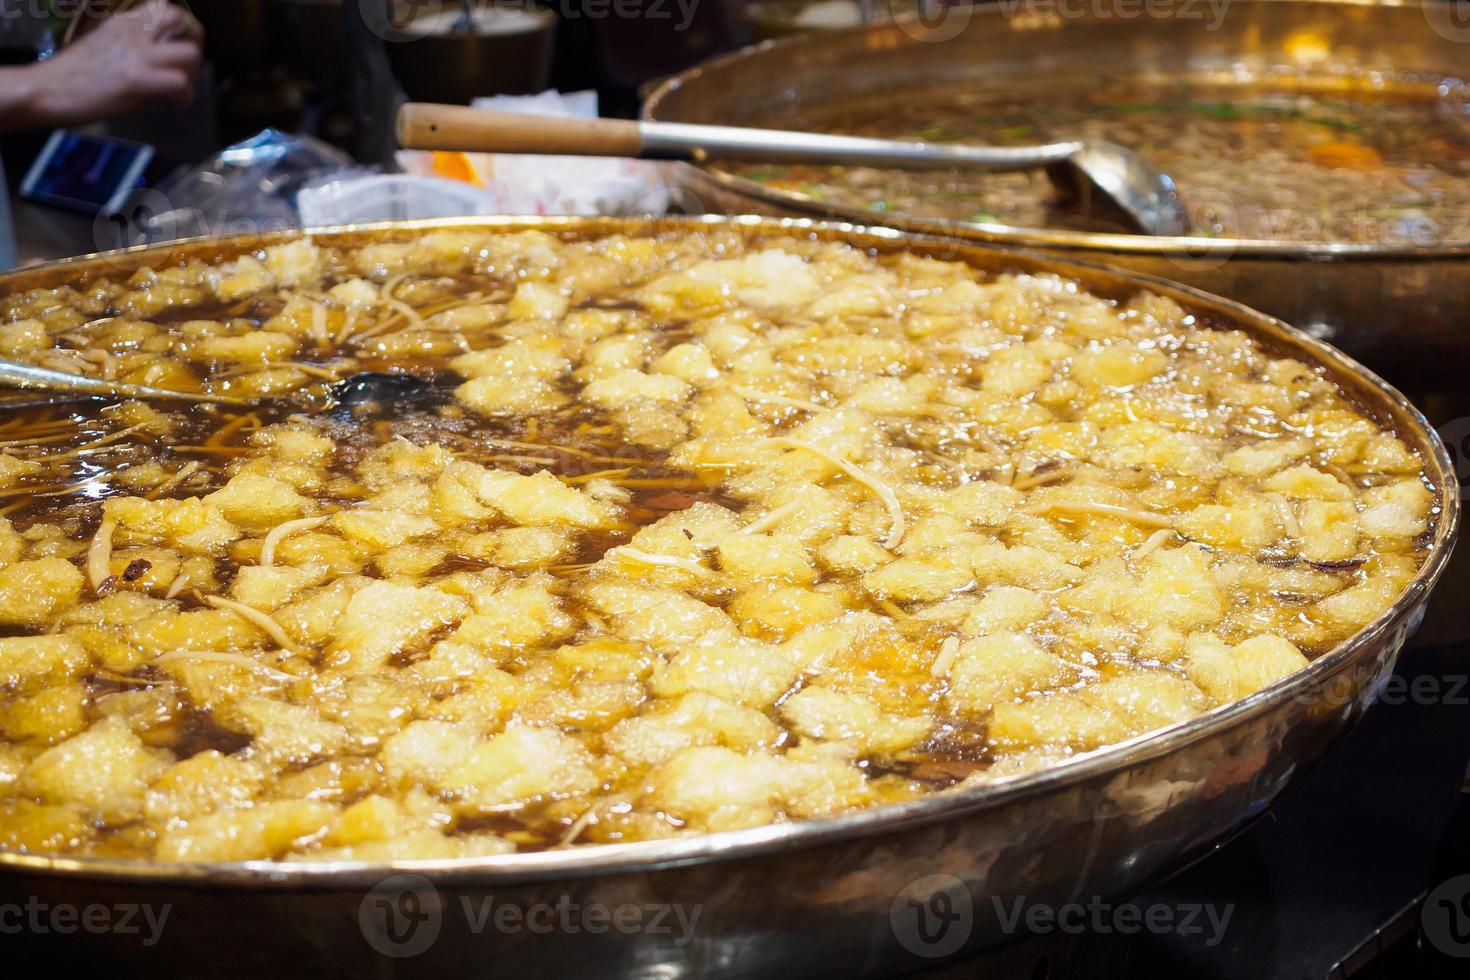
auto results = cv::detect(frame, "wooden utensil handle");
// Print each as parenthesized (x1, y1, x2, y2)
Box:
(396, 103, 645, 157)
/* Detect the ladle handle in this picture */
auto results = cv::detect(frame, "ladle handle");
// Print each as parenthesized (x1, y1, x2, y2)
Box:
(397, 104, 645, 157)
(397, 103, 1084, 172)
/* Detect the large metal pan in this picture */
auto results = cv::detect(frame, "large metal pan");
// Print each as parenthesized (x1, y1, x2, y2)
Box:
(0, 217, 1457, 977)
(643, 0, 1470, 392)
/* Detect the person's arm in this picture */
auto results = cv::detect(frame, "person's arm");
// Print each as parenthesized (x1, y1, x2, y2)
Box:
(0, 65, 46, 133)
(0, 0, 202, 135)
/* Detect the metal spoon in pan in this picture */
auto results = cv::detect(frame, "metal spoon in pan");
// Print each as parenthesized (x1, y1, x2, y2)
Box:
(396, 103, 1191, 236)
(0, 358, 442, 414)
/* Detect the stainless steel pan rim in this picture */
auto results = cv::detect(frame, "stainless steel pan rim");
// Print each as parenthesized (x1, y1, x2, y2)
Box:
(0, 214, 1456, 890)
(642, 0, 1470, 260)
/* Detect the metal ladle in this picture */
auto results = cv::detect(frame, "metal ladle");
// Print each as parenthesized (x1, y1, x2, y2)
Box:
(0, 360, 249, 405)
(0, 359, 440, 413)
(396, 103, 1191, 236)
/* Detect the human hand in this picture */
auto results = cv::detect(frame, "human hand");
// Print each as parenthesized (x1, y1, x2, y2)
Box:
(29, 1, 204, 127)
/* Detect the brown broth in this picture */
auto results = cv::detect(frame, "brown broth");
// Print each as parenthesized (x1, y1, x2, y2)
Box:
(730, 78, 1470, 243)
(0, 228, 1435, 861)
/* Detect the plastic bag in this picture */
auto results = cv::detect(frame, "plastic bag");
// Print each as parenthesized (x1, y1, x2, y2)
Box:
(297, 175, 500, 227)
(133, 129, 369, 244)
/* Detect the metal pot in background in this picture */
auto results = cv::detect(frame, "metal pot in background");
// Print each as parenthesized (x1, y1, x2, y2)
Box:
(388, 2, 558, 104)
(643, 0, 1470, 395)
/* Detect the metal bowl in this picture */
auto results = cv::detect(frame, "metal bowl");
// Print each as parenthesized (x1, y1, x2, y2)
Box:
(387, 2, 558, 104)
(642, 0, 1470, 390)
(744, 0, 924, 41)
(0, 216, 1457, 976)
